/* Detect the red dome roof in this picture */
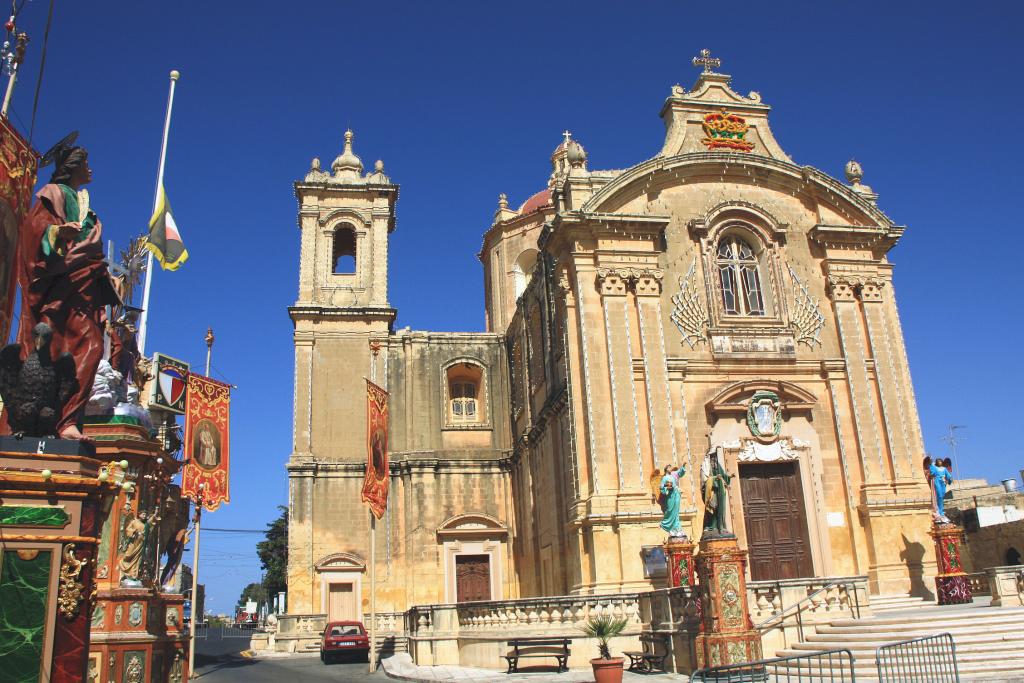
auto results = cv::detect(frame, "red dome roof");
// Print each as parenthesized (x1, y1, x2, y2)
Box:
(518, 189, 552, 215)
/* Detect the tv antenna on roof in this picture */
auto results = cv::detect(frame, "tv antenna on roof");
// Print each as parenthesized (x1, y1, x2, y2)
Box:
(940, 424, 966, 476)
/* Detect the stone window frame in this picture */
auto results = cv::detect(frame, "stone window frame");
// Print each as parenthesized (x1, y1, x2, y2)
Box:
(692, 204, 789, 333)
(441, 357, 492, 431)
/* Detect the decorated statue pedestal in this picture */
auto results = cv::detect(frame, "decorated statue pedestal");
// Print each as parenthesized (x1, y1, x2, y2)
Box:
(0, 435, 122, 683)
(664, 538, 696, 588)
(84, 422, 191, 683)
(930, 522, 972, 605)
(694, 535, 762, 670)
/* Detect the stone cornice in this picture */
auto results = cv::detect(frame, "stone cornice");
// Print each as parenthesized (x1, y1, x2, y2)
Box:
(288, 305, 397, 324)
(580, 153, 894, 227)
(809, 223, 905, 251)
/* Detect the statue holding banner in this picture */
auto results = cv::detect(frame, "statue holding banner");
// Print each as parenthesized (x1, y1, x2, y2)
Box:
(701, 447, 734, 539)
(7, 140, 119, 440)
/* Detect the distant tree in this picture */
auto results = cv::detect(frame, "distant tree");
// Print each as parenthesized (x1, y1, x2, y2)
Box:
(237, 582, 268, 609)
(257, 505, 288, 598)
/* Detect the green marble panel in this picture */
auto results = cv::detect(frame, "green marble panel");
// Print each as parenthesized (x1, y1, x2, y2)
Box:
(0, 549, 53, 683)
(95, 508, 114, 573)
(0, 505, 68, 527)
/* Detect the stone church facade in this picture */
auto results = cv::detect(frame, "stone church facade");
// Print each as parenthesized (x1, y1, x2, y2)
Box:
(286, 59, 934, 622)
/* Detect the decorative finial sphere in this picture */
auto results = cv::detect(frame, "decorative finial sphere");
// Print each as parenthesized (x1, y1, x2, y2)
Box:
(122, 481, 133, 491)
(41, 469, 52, 480)
(157, 457, 164, 465)
(170, 70, 180, 81)
(98, 469, 109, 482)
(845, 159, 864, 185)
(375, 159, 384, 172)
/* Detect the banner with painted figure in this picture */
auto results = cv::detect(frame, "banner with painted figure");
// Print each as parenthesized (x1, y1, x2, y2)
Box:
(0, 118, 37, 342)
(361, 379, 389, 519)
(182, 373, 231, 510)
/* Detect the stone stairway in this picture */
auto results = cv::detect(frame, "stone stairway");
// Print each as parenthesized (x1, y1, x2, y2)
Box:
(769, 602, 1024, 681)
(868, 593, 933, 613)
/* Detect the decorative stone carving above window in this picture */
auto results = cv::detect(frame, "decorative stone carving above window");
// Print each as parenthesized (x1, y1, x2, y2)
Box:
(671, 258, 710, 349)
(314, 552, 366, 572)
(787, 265, 825, 347)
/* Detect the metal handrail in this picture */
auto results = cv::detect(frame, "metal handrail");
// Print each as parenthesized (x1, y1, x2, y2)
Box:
(755, 578, 861, 641)
(693, 647, 857, 682)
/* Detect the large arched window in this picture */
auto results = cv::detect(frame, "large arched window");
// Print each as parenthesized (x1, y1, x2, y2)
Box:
(332, 226, 357, 274)
(716, 235, 765, 316)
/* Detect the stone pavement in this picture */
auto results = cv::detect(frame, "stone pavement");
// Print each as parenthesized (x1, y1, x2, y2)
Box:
(380, 654, 689, 683)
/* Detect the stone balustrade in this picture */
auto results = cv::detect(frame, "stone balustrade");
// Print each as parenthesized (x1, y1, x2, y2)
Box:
(987, 565, 1024, 607)
(965, 572, 991, 597)
(456, 592, 643, 632)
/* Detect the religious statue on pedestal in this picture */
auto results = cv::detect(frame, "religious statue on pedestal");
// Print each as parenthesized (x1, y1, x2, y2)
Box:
(701, 447, 734, 539)
(3, 138, 119, 440)
(118, 505, 150, 587)
(658, 464, 687, 538)
(923, 456, 954, 524)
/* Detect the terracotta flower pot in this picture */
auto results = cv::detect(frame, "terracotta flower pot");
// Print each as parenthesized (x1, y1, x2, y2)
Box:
(591, 657, 624, 683)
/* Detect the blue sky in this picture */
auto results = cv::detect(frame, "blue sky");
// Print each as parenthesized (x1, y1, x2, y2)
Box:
(6, 2, 1022, 613)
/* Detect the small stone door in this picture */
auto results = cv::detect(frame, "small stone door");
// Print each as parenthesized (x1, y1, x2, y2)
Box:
(455, 554, 491, 602)
(328, 582, 356, 621)
(739, 461, 813, 581)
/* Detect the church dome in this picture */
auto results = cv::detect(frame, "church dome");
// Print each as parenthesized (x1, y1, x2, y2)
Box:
(518, 189, 552, 215)
(332, 129, 364, 177)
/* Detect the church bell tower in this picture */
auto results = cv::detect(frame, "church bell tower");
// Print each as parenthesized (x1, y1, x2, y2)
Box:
(289, 129, 398, 464)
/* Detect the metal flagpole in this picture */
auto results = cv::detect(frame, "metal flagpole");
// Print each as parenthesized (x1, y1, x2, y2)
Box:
(369, 511, 376, 673)
(139, 69, 180, 356)
(205, 327, 214, 376)
(187, 486, 204, 679)
(1, 32, 28, 117)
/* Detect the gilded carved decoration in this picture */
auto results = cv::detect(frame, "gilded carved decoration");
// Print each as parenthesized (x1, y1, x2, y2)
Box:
(671, 259, 710, 349)
(787, 265, 825, 347)
(57, 543, 87, 620)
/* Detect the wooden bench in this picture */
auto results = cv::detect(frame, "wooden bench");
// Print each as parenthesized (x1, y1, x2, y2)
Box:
(504, 638, 572, 673)
(623, 634, 669, 673)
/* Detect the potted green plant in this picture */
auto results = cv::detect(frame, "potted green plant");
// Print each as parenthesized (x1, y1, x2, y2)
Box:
(581, 614, 629, 683)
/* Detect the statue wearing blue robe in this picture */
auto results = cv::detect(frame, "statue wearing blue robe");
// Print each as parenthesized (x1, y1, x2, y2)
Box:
(930, 462, 953, 520)
(659, 466, 685, 535)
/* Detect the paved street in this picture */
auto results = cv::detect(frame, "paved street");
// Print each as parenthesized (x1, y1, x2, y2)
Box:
(195, 630, 385, 682)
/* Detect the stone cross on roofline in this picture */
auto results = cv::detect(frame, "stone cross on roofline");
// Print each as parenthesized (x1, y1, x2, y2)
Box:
(562, 130, 572, 145)
(692, 48, 721, 74)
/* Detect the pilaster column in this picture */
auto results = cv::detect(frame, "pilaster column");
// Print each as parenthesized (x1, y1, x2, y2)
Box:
(828, 274, 883, 483)
(631, 269, 678, 481)
(292, 333, 315, 457)
(860, 278, 913, 480)
(596, 267, 642, 490)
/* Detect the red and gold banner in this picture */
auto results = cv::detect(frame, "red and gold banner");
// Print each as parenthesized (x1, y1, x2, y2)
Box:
(361, 379, 389, 519)
(182, 374, 231, 511)
(0, 117, 37, 342)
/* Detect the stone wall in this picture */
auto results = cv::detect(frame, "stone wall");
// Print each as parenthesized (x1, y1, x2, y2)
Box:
(964, 519, 1024, 570)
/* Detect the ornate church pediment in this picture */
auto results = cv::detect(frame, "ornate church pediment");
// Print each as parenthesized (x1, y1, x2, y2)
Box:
(314, 552, 365, 572)
(436, 513, 508, 540)
(706, 380, 816, 422)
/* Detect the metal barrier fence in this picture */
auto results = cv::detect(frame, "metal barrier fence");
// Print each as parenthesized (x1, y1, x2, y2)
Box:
(222, 622, 262, 639)
(876, 633, 960, 683)
(692, 648, 856, 682)
(193, 621, 208, 640)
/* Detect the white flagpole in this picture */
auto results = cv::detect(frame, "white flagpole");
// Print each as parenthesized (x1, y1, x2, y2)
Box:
(138, 69, 180, 356)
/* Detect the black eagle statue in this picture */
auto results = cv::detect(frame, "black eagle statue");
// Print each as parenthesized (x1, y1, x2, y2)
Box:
(0, 323, 78, 437)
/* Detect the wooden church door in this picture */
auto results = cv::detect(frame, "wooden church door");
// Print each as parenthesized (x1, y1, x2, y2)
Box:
(739, 462, 814, 581)
(455, 554, 491, 602)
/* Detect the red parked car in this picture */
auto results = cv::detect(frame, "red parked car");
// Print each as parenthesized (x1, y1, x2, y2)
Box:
(320, 621, 369, 663)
